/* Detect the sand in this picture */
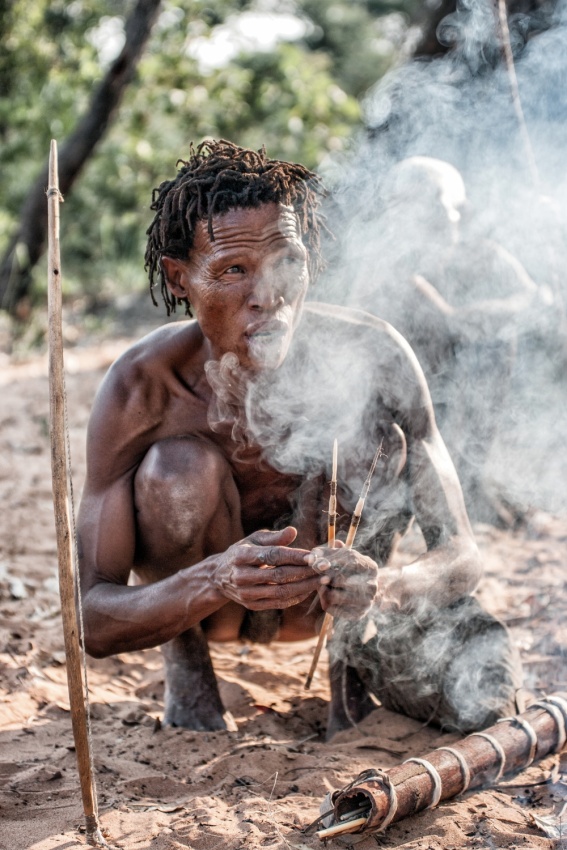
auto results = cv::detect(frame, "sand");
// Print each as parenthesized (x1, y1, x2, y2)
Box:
(1, 339, 566, 850)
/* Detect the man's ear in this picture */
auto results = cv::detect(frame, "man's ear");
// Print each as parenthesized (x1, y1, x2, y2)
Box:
(161, 256, 189, 300)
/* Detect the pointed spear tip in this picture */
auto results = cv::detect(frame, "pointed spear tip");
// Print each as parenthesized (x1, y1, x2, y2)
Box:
(49, 140, 59, 187)
(368, 437, 384, 477)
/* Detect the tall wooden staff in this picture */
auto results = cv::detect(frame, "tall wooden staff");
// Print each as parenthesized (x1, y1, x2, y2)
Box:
(47, 140, 108, 847)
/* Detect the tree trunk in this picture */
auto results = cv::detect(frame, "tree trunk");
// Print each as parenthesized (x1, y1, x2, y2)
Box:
(0, 0, 162, 314)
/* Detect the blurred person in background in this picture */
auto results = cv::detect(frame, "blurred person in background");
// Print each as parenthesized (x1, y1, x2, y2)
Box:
(344, 156, 553, 526)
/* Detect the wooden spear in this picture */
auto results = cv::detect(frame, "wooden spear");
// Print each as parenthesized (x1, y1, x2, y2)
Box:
(47, 139, 108, 847)
(496, 0, 539, 191)
(304, 439, 338, 690)
(310, 694, 567, 840)
(305, 441, 383, 690)
(327, 438, 338, 549)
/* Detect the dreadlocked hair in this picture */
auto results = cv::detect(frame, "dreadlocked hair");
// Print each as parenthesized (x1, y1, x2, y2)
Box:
(145, 139, 329, 315)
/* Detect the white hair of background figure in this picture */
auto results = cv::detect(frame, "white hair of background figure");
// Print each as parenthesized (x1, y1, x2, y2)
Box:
(382, 156, 466, 216)
(379, 156, 467, 247)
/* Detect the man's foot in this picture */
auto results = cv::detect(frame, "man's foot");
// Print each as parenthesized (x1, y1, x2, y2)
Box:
(326, 660, 377, 741)
(162, 626, 231, 731)
(163, 695, 230, 730)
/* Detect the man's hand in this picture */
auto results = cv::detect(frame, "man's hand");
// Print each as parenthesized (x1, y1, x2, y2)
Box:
(210, 527, 320, 610)
(306, 542, 378, 619)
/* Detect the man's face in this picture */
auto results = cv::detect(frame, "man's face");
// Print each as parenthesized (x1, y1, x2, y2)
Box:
(162, 203, 309, 371)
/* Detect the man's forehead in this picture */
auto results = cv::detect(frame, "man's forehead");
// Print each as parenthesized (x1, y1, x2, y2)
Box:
(192, 203, 301, 253)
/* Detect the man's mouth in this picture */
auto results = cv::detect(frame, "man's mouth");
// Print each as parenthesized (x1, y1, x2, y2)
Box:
(245, 321, 288, 342)
(244, 320, 292, 368)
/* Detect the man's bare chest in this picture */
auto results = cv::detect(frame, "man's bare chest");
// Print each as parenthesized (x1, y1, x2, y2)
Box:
(148, 388, 311, 524)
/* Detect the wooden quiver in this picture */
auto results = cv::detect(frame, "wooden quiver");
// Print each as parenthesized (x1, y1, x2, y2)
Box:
(317, 694, 567, 839)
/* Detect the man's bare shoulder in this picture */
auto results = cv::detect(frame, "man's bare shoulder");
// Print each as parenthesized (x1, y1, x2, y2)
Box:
(304, 301, 393, 331)
(105, 320, 202, 384)
(303, 302, 425, 369)
(92, 320, 207, 413)
(302, 302, 434, 433)
(86, 321, 207, 479)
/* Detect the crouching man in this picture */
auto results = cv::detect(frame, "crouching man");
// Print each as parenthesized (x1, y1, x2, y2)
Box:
(77, 140, 522, 737)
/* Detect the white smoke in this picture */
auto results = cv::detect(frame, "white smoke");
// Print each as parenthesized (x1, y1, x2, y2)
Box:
(201, 2, 567, 527)
(314, 0, 567, 516)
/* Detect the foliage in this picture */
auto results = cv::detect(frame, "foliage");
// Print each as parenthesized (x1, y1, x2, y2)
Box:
(0, 0, 416, 307)
(297, 0, 422, 97)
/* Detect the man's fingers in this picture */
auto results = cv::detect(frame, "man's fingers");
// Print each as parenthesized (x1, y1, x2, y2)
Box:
(319, 586, 371, 619)
(306, 549, 378, 578)
(234, 542, 310, 568)
(308, 556, 331, 573)
(246, 526, 297, 547)
(323, 573, 377, 591)
(232, 565, 318, 587)
(319, 586, 347, 613)
(242, 576, 320, 609)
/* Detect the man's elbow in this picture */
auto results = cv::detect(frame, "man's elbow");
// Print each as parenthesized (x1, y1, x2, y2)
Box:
(82, 626, 114, 659)
(81, 602, 115, 659)
(453, 537, 483, 596)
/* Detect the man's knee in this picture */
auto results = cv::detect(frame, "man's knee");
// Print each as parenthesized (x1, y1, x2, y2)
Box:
(134, 436, 240, 553)
(331, 597, 523, 733)
(442, 610, 523, 732)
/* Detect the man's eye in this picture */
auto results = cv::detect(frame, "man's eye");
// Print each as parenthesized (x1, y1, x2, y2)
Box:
(225, 265, 245, 274)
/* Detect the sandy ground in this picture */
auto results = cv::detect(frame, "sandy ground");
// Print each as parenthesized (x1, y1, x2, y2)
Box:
(1, 336, 567, 850)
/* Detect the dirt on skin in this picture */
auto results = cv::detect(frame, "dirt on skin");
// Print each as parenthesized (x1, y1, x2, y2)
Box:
(1, 335, 566, 850)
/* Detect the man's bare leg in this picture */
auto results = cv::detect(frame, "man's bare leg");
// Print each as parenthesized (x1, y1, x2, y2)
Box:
(134, 436, 244, 729)
(326, 658, 376, 740)
(330, 597, 522, 736)
(161, 625, 228, 729)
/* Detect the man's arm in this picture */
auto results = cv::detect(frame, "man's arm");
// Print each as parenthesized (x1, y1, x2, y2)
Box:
(306, 308, 482, 616)
(372, 328, 482, 612)
(379, 424, 482, 611)
(79, 488, 318, 657)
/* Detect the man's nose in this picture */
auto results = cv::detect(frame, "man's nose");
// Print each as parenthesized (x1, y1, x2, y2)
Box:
(247, 274, 285, 311)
